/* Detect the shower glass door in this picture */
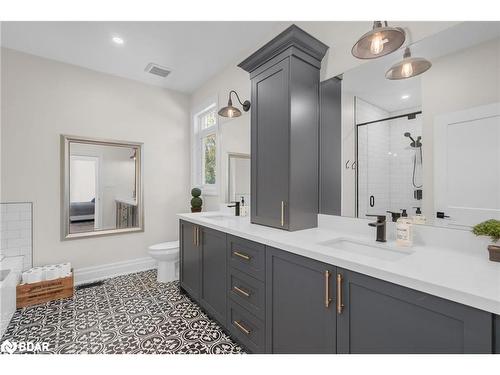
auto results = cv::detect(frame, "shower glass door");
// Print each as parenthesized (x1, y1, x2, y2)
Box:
(357, 112, 423, 219)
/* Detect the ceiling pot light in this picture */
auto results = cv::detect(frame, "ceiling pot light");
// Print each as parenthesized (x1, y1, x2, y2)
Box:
(112, 36, 125, 45)
(352, 21, 406, 59)
(385, 47, 432, 80)
(218, 90, 251, 118)
(401, 94, 410, 100)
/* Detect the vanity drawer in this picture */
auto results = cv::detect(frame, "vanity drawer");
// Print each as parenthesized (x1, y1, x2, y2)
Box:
(227, 235, 265, 281)
(228, 299, 265, 353)
(228, 268, 265, 320)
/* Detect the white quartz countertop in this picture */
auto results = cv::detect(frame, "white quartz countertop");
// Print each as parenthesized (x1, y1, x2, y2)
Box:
(178, 212, 500, 315)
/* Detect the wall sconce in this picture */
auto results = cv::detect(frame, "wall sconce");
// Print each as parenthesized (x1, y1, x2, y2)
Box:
(218, 90, 251, 118)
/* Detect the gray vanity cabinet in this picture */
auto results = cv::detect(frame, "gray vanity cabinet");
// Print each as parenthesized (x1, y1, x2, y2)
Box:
(179, 220, 200, 299)
(199, 226, 227, 325)
(495, 315, 500, 353)
(238, 25, 328, 232)
(336, 269, 493, 354)
(265, 247, 337, 353)
(179, 221, 227, 326)
(180, 221, 494, 354)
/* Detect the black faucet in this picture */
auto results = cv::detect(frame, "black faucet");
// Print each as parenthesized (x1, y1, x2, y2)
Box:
(367, 214, 387, 242)
(228, 201, 240, 216)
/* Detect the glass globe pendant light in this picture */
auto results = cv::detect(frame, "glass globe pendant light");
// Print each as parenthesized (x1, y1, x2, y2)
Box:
(352, 21, 406, 59)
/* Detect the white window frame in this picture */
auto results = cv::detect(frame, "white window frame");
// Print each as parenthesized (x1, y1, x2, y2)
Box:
(192, 100, 220, 196)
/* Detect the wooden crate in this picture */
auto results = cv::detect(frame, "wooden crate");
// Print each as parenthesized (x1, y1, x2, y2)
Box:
(16, 273, 74, 308)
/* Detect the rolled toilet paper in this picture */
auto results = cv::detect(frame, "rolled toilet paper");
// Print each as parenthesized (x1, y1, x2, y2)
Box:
(44, 266, 60, 281)
(30, 268, 43, 283)
(22, 271, 32, 284)
(60, 263, 71, 276)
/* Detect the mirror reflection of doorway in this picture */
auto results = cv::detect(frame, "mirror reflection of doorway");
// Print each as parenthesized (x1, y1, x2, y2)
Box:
(69, 155, 100, 233)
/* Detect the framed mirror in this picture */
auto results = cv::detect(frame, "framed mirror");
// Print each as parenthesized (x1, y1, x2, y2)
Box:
(61, 135, 143, 239)
(340, 22, 500, 229)
(227, 153, 250, 205)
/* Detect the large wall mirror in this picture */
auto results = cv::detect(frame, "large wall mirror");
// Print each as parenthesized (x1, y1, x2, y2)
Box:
(340, 22, 500, 229)
(61, 135, 143, 239)
(227, 153, 251, 205)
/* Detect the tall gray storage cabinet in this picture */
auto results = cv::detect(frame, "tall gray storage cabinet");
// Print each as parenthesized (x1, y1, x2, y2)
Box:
(238, 25, 328, 231)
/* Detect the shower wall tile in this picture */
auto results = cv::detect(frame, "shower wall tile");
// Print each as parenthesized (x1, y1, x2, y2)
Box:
(356, 98, 423, 219)
(357, 99, 390, 218)
(0, 202, 33, 270)
(388, 116, 423, 215)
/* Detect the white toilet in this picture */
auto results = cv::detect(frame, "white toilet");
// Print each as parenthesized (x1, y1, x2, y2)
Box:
(147, 240, 179, 283)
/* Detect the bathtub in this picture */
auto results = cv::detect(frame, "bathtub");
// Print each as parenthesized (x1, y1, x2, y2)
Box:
(0, 255, 23, 337)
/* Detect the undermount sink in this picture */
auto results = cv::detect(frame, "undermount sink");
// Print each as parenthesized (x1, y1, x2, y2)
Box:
(319, 238, 414, 261)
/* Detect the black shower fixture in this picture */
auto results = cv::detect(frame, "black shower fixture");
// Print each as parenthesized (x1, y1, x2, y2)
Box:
(404, 132, 422, 148)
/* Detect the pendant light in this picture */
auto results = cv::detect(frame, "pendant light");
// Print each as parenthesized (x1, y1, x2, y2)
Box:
(218, 90, 251, 118)
(352, 21, 406, 59)
(385, 47, 432, 80)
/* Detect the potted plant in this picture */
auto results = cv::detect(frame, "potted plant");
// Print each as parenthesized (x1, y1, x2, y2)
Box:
(472, 219, 500, 262)
(190, 188, 203, 213)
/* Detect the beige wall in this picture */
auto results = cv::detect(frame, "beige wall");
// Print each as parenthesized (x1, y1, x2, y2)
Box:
(1, 48, 191, 269)
(190, 65, 251, 211)
(421, 37, 500, 216)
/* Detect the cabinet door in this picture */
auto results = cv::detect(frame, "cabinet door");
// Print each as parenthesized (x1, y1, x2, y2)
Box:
(266, 247, 336, 353)
(179, 221, 200, 299)
(199, 227, 227, 325)
(337, 269, 492, 353)
(251, 58, 290, 230)
(319, 77, 342, 216)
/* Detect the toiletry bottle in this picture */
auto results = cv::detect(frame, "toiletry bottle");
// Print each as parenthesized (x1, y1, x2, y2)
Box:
(239, 196, 248, 217)
(412, 207, 426, 225)
(396, 209, 413, 247)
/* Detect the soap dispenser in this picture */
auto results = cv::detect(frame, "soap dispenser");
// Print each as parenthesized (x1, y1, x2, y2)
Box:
(396, 209, 413, 247)
(239, 196, 248, 217)
(412, 207, 426, 225)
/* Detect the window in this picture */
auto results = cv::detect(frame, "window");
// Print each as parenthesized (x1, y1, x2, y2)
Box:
(193, 103, 218, 195)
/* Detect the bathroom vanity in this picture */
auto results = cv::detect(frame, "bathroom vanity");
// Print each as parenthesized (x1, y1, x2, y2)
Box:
(178, 212, 500, 354)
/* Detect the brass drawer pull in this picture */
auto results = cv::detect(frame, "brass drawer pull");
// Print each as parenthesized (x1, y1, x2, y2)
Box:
(324, 270, 332, 308)
(336, 273, 344, 314)
(233, 286, 250, 297)
(233, 320, 251, 335)
(233, 251, 251, 261)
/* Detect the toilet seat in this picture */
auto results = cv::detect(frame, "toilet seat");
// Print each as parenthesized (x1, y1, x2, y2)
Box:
(148, 241, 179, 251)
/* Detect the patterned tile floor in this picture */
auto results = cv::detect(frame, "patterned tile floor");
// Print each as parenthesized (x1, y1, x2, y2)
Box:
(1, 270, 244, 354)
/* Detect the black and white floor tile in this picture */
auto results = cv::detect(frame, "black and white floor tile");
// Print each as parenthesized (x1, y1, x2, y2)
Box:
(0, 270, 244, 354)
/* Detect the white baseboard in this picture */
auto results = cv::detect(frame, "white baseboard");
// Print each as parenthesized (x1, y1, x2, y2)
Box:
(74, 257, 156, 286)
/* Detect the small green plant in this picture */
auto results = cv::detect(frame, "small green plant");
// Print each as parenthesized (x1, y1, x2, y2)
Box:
(472, 219, 500, 243)
(191, 188, 202, 211)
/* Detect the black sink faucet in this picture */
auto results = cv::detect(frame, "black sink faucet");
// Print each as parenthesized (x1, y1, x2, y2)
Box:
(228, 201, 240, 216)
(367, 214, 387, 242)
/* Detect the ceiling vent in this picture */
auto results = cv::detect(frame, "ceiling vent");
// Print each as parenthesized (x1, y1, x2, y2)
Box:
(144, 63, 171, 78)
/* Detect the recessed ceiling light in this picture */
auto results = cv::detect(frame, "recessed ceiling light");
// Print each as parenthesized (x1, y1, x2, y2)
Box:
(112, 36, 125, 45)
(401, 94, 410, 100)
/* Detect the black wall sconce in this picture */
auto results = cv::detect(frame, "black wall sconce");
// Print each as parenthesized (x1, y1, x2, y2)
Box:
(218, 90, 251, 118)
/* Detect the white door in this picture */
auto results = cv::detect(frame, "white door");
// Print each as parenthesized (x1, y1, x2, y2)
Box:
(434, 102, 500, 226)
(70, 155, 101, 229)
